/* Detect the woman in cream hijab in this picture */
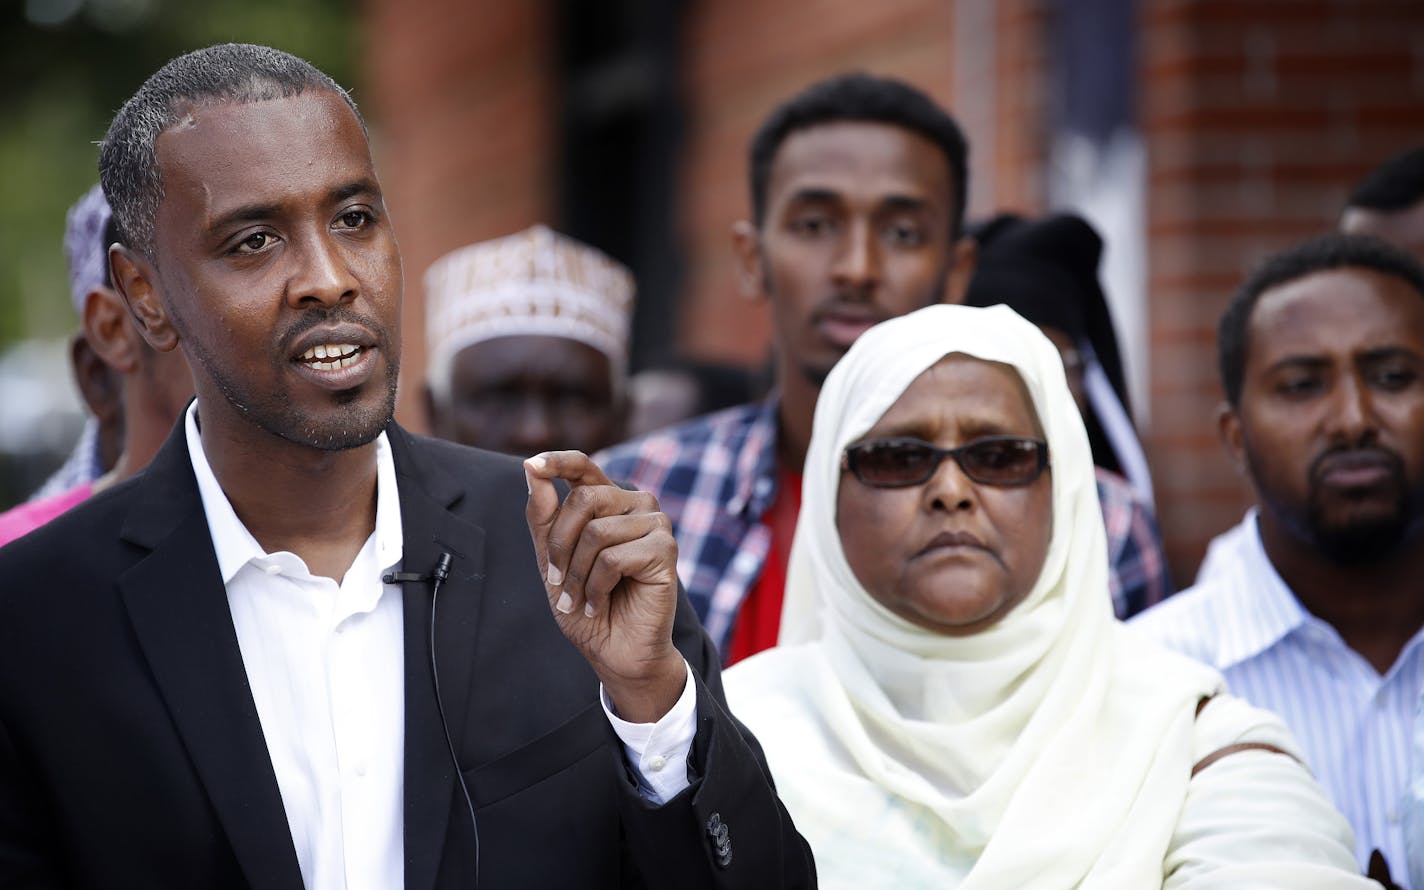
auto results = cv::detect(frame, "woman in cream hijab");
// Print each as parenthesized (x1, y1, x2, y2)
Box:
(724, 304, 1373, 888)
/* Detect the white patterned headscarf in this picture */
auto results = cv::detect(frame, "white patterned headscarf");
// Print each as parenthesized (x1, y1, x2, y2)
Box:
(423, 225, 634, 402)
(63, 184, 112, 317)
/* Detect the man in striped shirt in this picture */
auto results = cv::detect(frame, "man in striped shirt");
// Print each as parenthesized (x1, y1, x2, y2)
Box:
(1132, 233, 1424, 886)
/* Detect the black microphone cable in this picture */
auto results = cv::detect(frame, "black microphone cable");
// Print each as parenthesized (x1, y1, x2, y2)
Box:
(390, 553, 479, 884)
(427, 553, 480, 885)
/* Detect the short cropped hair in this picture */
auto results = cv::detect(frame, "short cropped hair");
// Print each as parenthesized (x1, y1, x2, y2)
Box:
(748, 72, 969, 237)
(1346, 147, 1424, 213)
(1218, 233, 1424, 405)
(99, 43, 361, 258)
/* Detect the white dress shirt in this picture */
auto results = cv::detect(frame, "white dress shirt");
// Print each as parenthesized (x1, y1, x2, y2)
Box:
(184, 404, 696, 890)
(1132, 509, 1424, 884)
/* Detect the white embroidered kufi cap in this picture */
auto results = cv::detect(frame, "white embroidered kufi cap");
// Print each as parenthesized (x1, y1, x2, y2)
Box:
(423, 225, 635, 400)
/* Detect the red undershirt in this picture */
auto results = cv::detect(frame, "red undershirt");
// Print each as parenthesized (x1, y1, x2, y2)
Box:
(726, 464, 803, 666)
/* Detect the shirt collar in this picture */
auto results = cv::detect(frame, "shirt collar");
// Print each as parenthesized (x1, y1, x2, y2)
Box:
(185, 401, 404, 584)
(1210, 508, 1327, 666)
(727, 394, 782, 518)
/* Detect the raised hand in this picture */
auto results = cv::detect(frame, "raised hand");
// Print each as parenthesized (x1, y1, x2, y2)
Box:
(524, 450, 686, 723)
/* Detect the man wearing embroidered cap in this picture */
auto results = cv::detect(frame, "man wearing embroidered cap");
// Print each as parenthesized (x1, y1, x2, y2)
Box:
(423, 225, 632, 456)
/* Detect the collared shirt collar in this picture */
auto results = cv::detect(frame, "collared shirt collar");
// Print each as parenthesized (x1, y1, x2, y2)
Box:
(184, 401, 403, 583)
(1211, 509, 1424, 684)
(726, 394, 782, 519)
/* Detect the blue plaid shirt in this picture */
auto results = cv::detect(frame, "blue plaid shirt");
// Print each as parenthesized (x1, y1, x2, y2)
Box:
(597, 396, 1170, 658)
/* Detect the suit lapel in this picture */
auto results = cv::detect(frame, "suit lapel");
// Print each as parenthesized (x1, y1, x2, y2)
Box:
(388, 427, 490, 890)
(117, 423, 305, 890)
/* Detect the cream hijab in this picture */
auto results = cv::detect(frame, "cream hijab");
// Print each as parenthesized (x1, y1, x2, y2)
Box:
(728, 304, 1223, 887)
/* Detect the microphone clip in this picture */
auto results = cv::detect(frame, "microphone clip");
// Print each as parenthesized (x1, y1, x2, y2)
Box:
(382, 570, 430, 584)
(383, 552, 454, 586)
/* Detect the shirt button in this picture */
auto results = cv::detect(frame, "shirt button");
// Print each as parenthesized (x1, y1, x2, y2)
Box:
(1389, 808, 1401, 824)
(262, 563, 281, 576)
(354, 761, 367, 777)
(647, 755, 666, 773)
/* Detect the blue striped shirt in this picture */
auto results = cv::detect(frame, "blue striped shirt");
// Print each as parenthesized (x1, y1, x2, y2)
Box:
(1131, 510, 1424, 885)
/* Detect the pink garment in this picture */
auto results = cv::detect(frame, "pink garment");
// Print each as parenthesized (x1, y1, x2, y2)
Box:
(0, 482, 94, 548)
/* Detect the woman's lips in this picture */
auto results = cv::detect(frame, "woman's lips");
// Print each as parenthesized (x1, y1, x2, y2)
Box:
(916, 530, 989, 557)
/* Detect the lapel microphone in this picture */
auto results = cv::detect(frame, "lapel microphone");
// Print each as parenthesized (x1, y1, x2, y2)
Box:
(382, 552, 452, 586)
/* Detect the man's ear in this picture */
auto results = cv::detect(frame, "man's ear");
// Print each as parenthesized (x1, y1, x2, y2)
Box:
(941, 236, 979, 305)
(730, 220, 765, 302)
(69, 333, 123, 424)
(109, 244, 179, 353)
(81, 286, 142, 374)
(1217, 401, 1250, 480)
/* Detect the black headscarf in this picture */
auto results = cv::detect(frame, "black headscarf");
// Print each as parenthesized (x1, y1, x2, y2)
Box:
(963, 212, 1135, 473)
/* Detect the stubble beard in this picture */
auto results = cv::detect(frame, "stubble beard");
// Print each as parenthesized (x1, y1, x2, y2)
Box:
(1250, 444, 1421, 567)
(173, 305, 401, 453)
(1303, 480, 1414, 566)
(205, 349, 399, 451)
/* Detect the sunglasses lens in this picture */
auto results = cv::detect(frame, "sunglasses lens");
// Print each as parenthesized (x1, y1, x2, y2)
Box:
(851, 440, 939, 486)
(960, 438, 1042, 483)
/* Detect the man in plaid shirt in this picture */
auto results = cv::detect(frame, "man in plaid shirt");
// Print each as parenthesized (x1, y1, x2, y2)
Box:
(600, 73, 1167, 663)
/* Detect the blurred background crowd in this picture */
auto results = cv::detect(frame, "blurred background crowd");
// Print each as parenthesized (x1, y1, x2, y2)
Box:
(3, 0, 1422, 587)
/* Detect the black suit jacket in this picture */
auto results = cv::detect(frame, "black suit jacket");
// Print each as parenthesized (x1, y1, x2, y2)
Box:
(0, 422, 814, 889)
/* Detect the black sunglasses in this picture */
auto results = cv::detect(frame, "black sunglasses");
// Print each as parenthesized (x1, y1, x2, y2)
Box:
(841, 435, 1050, 488)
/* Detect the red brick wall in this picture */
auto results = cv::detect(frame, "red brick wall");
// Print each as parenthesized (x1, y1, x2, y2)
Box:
(1141, 0, 1424, 580)
(364, 1, 558, 428)
(676, 0, 959, 365)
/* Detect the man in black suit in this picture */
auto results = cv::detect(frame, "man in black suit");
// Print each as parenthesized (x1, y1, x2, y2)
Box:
(0, 43, 813, 889)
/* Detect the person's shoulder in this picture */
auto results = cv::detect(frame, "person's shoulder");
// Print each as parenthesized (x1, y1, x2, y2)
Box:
(0, 477, 139, 608)
(1126, 578, 1229, 661)
(1093, 466, 1138, 499)
(1130, 576, 1225, 628)
(1191, 691, 1299, 757)
(596, 402, 764, 477)
(397, 427, 524, 470)
(1093, 468, 1157, 531)
(0, 483, 92, 548)
(723, 644, 824, 712)
(1166, 690, 1373, 887)
(723, 644, 839, 761)
(389, 428, 530, 501)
